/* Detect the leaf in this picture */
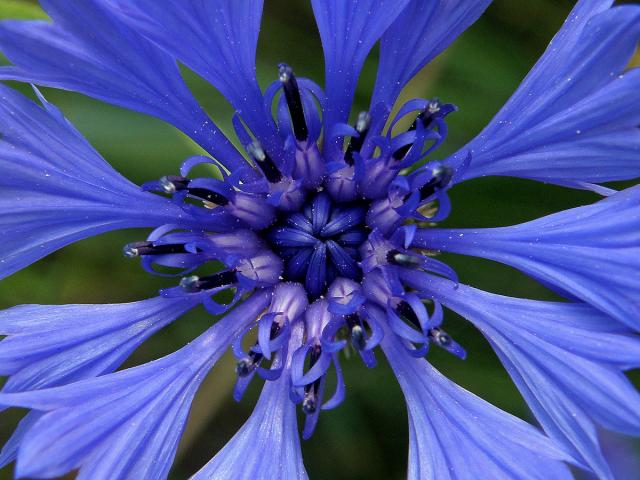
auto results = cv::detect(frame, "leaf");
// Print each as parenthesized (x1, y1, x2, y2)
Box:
(0, 0, 48, 20)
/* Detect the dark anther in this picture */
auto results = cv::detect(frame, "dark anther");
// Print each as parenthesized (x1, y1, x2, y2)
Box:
(392, 98, 449, 161)
(351, 325, 365, 350)
(308, 344, 322, 371)
(387, 249, 422, 268)
(302, 392, 317, 414)
(235, 358, 253, 377)
(236, 350, 264, 377)
(159, 175, 190, 194)
(159, 175, 229, 206)
(179, 270, 238, 292)
(420, 98, 442, 128)
(345, 313, 366, 350)
(303, 344, 322, 414)
(429, 328, 452, 347)
(419, 165, 453, 200)
(123, 241, 188, 258)
(269, 320, 282, 339)
(279, 63, 309, 142)
(236, 320, 283, 378)
(392, 141, 413, 161)
(396, 301, 421, 329)
(344, 111, 371, 166)
(247, 141, 283, 183)
(184, 187, 229, 207)
(392, 112, 423, 161)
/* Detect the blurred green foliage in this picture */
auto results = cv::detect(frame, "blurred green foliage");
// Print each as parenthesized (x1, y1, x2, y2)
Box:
(1, 1, 638, 479)
(0, 0, 47, 20)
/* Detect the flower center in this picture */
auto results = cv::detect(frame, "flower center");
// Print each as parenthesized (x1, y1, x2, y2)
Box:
(267, 192, 369, 299)
(115, 61, 472, 438)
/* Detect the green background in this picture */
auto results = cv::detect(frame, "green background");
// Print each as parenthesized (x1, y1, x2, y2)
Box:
(0, 1, 639, 478)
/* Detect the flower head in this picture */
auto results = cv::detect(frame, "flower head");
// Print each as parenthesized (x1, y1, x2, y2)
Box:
(0, 0, 639, 479)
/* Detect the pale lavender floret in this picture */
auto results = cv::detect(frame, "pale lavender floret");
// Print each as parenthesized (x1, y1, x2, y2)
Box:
(290, 299, 346, 439)
(233, 283, 307, 400)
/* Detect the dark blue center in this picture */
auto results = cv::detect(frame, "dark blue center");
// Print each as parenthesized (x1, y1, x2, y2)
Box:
(267, 192, 368, 299)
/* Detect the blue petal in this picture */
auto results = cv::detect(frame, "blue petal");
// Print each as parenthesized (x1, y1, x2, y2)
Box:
(381, 330, 572, 480)
(413, 186, 640, 330)
(326, 240, 359, 279)
(0, 0, 247, 171)
(416, 278, 640, 479)
(449, 2, 640, 190)
(0, 291, 271, 480)
(105, 0, 281, 159)
(0, 296, 199, 392)
(306, 242, 328, 299)
(269, 227, 318, 247)
(310, 192, 332, 233)
(371, 0, 491, 108)
(0, 85, 194, 280)
(321, 206, 365, 237)
(0, 411, 41, 469)
(192, 322, 308, 480)
(311, 0, 410, 133)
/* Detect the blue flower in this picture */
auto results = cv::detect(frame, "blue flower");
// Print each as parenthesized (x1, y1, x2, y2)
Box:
(0, 0, 638, 479)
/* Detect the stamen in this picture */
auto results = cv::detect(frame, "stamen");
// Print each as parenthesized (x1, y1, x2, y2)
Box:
(344, 111, 371, 165)
(302, 391, 317, 414)
(392, 115, 422, 161)
(247, 141, 283, 183)
(159, 175, 190, 194)
(396, 301, 421, 329)
(279, 63, 309, 142)
(428, 98, 441, 111)
(419, 165, 453, 200)
(159, 175, 229, 206)
(185, 187, 229, 206)
(392, 142, 413, 162)
(122, 241, 188, 258)
(428, 327, 466, 359)
(345, 313, 366, 350)
(429, 327, 452, 347)
(391, 98, 445, 160)
(179, 275, 201, 292)
(236, 351, 264, 377)
(387, 249, 422, 267)
(235, 318, 284, 378)
(179, 270, 238, 292)
(264, 316, 279, 334)
(303, 344, 322, 414)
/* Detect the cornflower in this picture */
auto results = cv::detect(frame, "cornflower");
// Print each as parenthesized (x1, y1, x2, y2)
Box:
(0, 1, 639, 479)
